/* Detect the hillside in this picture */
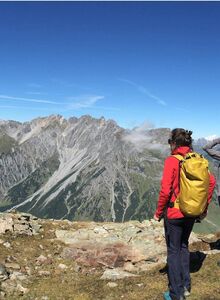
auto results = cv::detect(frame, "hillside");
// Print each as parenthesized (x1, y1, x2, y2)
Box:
(0, 211, 220, 299)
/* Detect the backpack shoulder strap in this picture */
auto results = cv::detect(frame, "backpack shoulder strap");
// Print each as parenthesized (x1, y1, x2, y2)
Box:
(172, 152, 199, 161)
(169, 154, 184, 208)
(172, 154, 184, 161)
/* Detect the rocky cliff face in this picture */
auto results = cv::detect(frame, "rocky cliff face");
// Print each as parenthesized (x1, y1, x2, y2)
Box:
(0, 115, 170, 222)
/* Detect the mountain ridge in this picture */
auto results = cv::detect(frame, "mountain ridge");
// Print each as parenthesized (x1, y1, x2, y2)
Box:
(0, 114, 219, 229)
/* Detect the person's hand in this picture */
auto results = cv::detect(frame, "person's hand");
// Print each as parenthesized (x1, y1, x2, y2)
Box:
(153, 214, 160, 221)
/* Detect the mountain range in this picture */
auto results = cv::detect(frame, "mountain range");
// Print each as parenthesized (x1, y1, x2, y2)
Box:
(0, 115, 219, 230)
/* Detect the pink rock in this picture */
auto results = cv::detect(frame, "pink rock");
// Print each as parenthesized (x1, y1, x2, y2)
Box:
(61, 242, 133, 268)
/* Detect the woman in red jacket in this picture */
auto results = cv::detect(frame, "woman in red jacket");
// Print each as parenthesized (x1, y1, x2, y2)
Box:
(154, 128, 216, 300)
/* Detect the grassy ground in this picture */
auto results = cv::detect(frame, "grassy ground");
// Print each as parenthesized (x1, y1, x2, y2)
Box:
(10, 253, 220, 300)
(0, 220, 220, 300)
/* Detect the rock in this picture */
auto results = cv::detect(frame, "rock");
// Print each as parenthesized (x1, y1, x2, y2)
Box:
(0, 212, 42, 236)
(1, 280, 17, 294)
(31, 223, 42, 234)
(145, 257, 159, 263)
(0, 263, 9, 281)
(5, 263, 21, 270)
(16, 283, 29, 295)
(0, 291, 6, 297)
(61, 242, 130, 268)
(136, 283, 144, 287)
(58, 263, 68, 270)
(93, 226, 109, 235)
(13, 223, 31, 233)
(58, 220, 168, 270)
(25, 266, 32, 276)
(20, 212, 38, 221)
(133, 259, 165, 272)
(3, 242, 11, 248)
(18, 216, 30, 222)
(73, 263, 81, 273)
(36, 255, 53, 266)
(36, 255, 47, 264)
(55, 229, 89, 244)
(189, 232, 203, 244)
(38, 270, 51, 276)
(0, 215, 13, 233)
(5, 255, 17, 263)
(10, 271, 27, 281)
(199, 234, 216, 243)
(107, 282, 118, 287)
(203, 249, 220, 255)
(123, 262, 137, 273)
(100, 268, 139, 280)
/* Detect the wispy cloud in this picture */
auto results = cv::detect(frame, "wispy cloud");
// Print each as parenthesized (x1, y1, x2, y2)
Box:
(0, 94, 114, 112)
(122, 121, 168, 153)
(67, 95, 104, 109)
(0, 95, 62, 105)
(205, 134, 218, 141)
(132, 121, 155, 132)
(118, 78, 167, 106)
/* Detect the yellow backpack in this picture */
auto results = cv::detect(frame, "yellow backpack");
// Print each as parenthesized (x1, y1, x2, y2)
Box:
(172, 152, 210, 217)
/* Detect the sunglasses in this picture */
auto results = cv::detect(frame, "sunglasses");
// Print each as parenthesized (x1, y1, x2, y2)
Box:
(168, 138, 172, 144)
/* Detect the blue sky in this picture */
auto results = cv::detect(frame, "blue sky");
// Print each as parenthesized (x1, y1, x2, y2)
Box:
(0, 1, 220, 139)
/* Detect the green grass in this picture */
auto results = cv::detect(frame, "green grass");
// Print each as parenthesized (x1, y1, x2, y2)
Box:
(194, 202, 220, 234)
(0, 133, 17, 154)
(0, 199, 12, 208)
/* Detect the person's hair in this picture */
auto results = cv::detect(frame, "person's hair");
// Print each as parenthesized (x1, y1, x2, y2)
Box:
(169, 128, 193, 148)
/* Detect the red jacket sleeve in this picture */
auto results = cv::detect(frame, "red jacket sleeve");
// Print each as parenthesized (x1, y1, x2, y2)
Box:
(155, 156, 177, 218)
(207, 173, 216, 204)
(202, 172, 216, 214)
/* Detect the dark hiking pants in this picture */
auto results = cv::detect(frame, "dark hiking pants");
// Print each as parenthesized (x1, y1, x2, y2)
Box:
(164, 217, 195, 300)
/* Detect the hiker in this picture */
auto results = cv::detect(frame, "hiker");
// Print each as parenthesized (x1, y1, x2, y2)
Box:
(154, 128, 216, 300)
(203, 137, 220, 206)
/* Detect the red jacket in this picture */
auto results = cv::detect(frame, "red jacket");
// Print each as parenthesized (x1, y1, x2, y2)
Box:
(155, 146, 216, 219)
